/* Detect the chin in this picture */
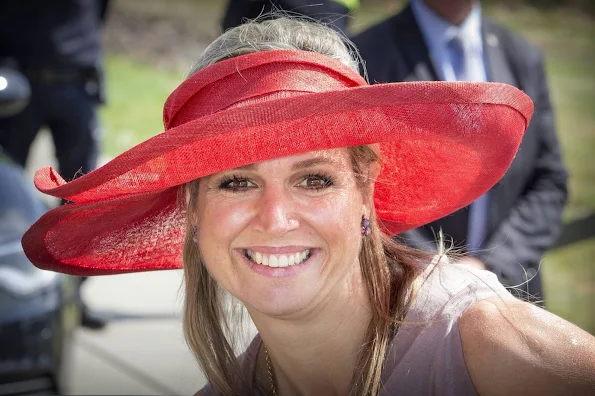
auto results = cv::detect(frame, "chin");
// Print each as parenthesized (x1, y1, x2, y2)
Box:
(242, 285, 320, 319)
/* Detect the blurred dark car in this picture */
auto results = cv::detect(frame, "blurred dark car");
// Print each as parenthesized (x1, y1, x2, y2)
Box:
(0, 67, 80, 395)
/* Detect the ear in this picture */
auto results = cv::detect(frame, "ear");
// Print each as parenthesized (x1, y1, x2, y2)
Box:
(363, 161, 380, 210)
(185, 184, 191, 207)
(368, 161, 380, 183)
(184, 182, 198, 225)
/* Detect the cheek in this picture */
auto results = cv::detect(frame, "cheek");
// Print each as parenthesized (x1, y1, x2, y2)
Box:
(302, 190, 363, 245)
(198, 197, 253, 249)
(194, 197, 255, 291)
(194, 197, 248, 283)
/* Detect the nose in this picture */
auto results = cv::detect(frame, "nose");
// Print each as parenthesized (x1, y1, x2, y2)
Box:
(253, 186, 300, 236)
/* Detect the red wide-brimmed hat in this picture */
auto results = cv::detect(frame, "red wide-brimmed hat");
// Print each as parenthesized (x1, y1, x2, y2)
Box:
(22, 50, 533, 276)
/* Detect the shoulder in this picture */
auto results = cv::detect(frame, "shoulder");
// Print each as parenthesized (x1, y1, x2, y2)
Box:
(352, 13, 401, 54)
(352, 14, 394, 41)
(193, 388, 208, 396)
(459, 296, 595, 396)
(192, 334, 262, 396)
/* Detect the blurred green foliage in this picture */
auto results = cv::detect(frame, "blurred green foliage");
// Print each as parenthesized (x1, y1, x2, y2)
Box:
(360, 0, 595, 15)
(485, 0, 594, 14)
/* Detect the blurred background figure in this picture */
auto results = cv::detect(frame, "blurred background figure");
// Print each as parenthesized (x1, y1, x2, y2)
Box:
(353, 0, 568, 304)
(0, 66, 80, 396)
(222, 0, 358, 33)
(0, 0, 110, 329)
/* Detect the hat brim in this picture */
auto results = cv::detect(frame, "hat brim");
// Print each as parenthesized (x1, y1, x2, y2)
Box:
(22, 81, 533, 275)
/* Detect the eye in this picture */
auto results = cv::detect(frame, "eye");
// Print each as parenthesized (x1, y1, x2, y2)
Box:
(297, 174, 333, 190)
(219, 175, 255, 191)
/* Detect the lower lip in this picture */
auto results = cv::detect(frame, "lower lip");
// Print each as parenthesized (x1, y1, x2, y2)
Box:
(239, 250, 317, 278)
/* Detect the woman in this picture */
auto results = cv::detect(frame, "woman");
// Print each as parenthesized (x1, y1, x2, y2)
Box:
(22, 18, 595, 396)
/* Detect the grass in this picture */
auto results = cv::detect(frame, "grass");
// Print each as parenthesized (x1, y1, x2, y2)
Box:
(100, 3, 594, 333)
(99, 57, 182, 155)
(543, 240, 595, 332)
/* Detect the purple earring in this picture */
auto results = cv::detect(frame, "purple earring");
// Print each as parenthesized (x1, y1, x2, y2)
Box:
(361, 215, 371, 236)
(191, 225, 198, 243)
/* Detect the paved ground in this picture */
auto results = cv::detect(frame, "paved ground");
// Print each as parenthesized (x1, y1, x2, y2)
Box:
(27, 133, 208, 395)
(67, 272, 205, 395)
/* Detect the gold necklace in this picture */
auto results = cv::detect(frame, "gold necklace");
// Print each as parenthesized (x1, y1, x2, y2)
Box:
(264, 346, 278, 396)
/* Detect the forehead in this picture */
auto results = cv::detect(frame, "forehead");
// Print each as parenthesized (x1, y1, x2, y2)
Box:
(233, 148, 351, 172)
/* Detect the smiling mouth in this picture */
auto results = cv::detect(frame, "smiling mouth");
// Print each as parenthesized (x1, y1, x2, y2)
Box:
(244, 249, 312, 268)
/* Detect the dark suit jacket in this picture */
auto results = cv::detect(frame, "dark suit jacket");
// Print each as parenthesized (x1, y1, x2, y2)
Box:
(352, 5, 568, 301)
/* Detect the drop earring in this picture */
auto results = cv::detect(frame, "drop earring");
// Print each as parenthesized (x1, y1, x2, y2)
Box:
(361, 215, 371, 236)
(191, 225, 198, 243)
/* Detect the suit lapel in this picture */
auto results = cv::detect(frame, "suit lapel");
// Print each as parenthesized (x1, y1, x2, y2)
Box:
(392, 5, 439, 81)
(482, 20, 516, 85)
(482, 19, 519, 235)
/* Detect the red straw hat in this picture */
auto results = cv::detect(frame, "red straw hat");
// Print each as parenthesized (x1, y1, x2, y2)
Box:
(22, 50, 533, 276)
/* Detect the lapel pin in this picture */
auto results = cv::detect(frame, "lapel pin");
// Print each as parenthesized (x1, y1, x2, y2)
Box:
(487, 33, 499, 47)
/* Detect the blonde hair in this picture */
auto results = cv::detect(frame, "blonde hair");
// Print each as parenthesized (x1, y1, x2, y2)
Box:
(181, 17, 423, 395)
(187, 16, 361, 78)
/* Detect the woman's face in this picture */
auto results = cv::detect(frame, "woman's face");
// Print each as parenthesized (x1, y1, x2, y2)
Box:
(194, 148, 369, 318)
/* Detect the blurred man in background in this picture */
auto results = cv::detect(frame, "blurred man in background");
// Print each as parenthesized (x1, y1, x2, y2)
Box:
(0, 0, 110, 329)
(353, 0, 568, 303)
(222, 0, 358, 33)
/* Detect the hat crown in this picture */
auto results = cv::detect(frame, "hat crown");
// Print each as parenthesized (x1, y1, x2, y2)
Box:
(163, 50, 367, 130)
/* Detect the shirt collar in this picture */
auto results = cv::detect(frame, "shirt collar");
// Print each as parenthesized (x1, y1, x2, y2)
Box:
(410, 0, 484, 53)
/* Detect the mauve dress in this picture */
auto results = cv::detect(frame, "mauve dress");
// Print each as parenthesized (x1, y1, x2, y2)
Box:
(200, 256, 511, 395)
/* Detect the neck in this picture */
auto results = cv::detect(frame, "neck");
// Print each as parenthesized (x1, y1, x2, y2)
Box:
(420, 0, 475, 26)
(249, 264, 372, 396)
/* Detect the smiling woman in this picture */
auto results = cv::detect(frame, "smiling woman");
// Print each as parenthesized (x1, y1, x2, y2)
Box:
(21, 16, 595, 396)
(182, 146, 419, 394)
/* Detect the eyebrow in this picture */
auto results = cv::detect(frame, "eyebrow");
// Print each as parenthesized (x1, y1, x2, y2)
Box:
(290, 157, 342, 171)
(232, 157, 342, 172)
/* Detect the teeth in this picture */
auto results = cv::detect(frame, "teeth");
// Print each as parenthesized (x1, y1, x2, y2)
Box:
(269, 255, 279, 267)
(245, 249, 311, 267)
